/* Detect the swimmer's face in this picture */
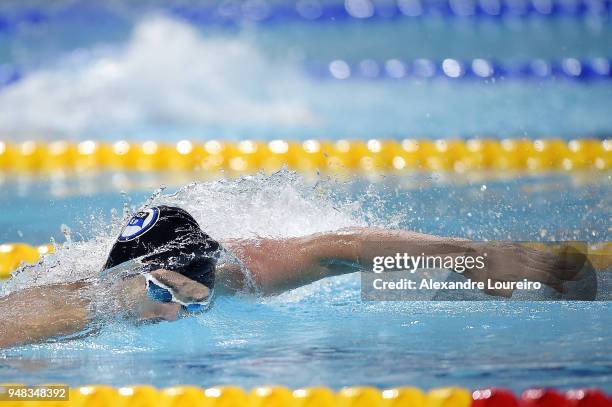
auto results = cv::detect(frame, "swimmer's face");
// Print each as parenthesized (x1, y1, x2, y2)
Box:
(104, 206, 218, 321)
(120, 269, 212, 324)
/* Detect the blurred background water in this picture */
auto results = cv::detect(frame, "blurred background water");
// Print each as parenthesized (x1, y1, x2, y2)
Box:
(0, 0, 610, 393)
(1, 171, 610, 392)
(0, 0, 611, 139)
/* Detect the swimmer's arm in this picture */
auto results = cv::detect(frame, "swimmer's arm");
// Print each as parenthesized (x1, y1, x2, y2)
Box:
(313, 227, 473, 265)
(306, 227, 477, 278)
(219, 228, 472, 295)
(221, 228, 584, 297)
(0, 271, 210, 347)
(305, 228, 584, 296)
(0, 282, 91, 348)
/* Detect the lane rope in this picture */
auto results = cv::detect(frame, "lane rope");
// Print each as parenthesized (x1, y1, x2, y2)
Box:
(0, 139, 610, 174)
(0, 0, 610, 31)
(0, 243, 54, 279)
(308, 57, 612, 81)
(0, 385, 609, 406)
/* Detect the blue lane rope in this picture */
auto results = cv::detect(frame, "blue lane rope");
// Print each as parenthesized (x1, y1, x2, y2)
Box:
(167, 0, 612, 23)
(0, 0, 610, 31)
(307, 57, 612, 81)
(0, 58, 610, 91)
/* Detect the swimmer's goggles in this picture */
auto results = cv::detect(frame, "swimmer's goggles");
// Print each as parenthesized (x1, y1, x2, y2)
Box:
(144, 273, 213, 314)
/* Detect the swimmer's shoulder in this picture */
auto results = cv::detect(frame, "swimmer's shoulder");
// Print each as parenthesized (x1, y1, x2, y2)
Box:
(215, 240, 256, 295)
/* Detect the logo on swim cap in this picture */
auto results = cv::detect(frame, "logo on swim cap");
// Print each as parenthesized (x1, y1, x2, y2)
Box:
(118, 207, 160, 242)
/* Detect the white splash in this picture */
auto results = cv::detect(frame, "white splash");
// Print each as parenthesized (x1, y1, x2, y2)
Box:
(0, 15, 317, 137)
(155, 170, 363, 240)
(1, 170, 364, 295)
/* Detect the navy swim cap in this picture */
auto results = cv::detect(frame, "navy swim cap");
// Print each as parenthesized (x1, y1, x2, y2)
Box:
(103, 205, 219, 288)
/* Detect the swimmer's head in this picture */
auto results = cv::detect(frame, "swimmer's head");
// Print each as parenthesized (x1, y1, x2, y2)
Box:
(103, 205, 219, 290)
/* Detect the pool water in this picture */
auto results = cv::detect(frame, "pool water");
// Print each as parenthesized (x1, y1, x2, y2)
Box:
(0, 0, 610, 394)
(0, 171, 610, 244)
(0, 171, 610, 392)
(1, 292, 610, 392)
(1, 6, 612, 139)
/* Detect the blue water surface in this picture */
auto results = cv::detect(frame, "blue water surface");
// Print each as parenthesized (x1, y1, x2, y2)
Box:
(1, 280, 610, 392)
(0, 0, 610, 394)
(0, 172, 610, 392)
(1, 2, 612, 139)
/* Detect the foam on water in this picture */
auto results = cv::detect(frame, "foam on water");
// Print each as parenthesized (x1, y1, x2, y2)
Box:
(1, 14, 612, 138)
(3, 169, 610, 297)
(1, 170, 364, 296)
(0, 170, 376, 355)
(155, 171, 364, 240)
(0, 15, 316, 138)
(0, 171, 610, 391)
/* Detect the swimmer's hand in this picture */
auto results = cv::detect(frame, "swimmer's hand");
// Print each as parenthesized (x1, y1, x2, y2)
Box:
(463, 243, 588, 297)
(149, 269, 211, 304)
(114, 270, 210, 324)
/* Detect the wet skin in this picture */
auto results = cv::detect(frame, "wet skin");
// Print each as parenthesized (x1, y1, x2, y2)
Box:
(0, 227, 589, 348)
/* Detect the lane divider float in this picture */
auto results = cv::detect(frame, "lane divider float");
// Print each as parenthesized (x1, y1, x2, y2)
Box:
(1, 0, 609, 31)
(0, 139, 610, 174)
(0, 385, 609, 406)
(1, 241, 609, 279)
(309, 57, 612, 81)
(0, 243, 54, 279)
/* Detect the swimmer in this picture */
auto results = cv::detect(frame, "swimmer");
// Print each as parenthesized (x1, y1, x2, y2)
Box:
(0, 205, 590, 348)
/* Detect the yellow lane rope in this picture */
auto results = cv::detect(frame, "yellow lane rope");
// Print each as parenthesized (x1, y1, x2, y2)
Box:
(0, 385, 607, 406)
(1, 242, 609, 279)
(0, 243, 54, 279)
(0, 139, 610, 173)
